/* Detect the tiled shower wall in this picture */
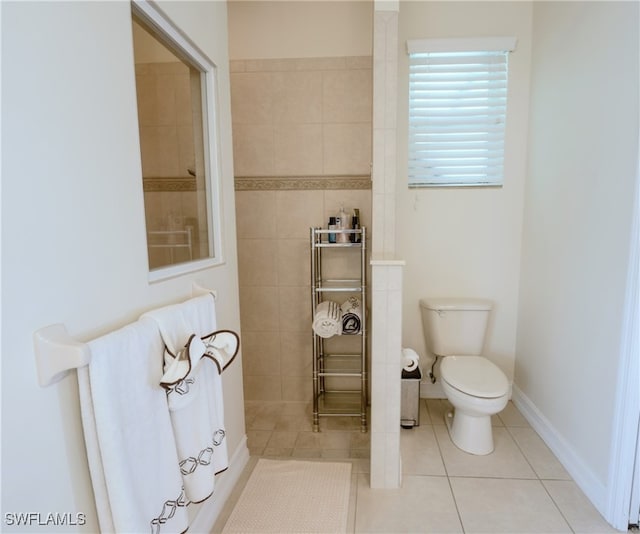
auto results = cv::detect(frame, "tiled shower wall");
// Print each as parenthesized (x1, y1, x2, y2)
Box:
(231, 57, 372, 402)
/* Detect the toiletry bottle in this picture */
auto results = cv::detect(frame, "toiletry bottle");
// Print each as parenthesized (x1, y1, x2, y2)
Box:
(351, 208, 361, 243)
(328, 217, 337, 243)
(337, 205, 350, 243)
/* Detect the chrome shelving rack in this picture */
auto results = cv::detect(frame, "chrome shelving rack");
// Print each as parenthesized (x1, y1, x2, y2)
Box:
(310, 226, 367, 433)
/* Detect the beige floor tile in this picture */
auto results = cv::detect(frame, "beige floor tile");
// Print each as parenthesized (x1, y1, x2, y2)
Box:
(419, 398, 432, 424)
(321, 449, 351, 459)
(542, 480, 619, 533)
(350, 431, 370, 450)
(266, 430, 298, 449)
(434, 425, 537, 479)
(295, 430, 353, 450)
(509, 426, 572, 480)
(349, 448, 369, 459)
(275, 414, 313, 432)
(255, 401, 287, 416)
(243, 401, 262, 423)
(450, 477, 572, 533)
(247, 411, 279, 431)
(291, 448, 322, 459)
(293, 431, 324, 449)
(262, 447, 293, 457)
(498, 400, 531, 427)
(323, 417, 364, 431)
(352, 458, 370, 474)
(401, 425, 447, 476)
(426, 398, 453, 424)
(354, 474, 463, 533)
(279, 401, 311, 416)
(246, 429, 271, 450)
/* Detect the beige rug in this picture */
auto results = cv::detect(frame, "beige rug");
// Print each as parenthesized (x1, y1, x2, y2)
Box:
(222, 459, 352, 533)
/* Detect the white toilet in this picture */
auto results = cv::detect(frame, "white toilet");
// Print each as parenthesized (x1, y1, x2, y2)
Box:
(420, 298, 510, 455)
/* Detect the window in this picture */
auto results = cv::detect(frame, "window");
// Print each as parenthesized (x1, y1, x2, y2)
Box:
(131, 1, 222, 281)
(407, 37, 516, 187)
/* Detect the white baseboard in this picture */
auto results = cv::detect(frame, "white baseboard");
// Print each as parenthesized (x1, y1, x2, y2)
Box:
(511, 385, 609, 520)
(189, 435, 250, 532)
(419, 379, 445, 399)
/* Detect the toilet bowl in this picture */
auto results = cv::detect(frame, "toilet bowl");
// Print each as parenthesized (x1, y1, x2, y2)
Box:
(420, 298, 511, 455)
(440, 356, 510, 455)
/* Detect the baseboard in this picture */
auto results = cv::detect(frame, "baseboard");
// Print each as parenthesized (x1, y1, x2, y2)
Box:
(189, 435, 250, 532)
(511, 384, 608, 518)
(419, 379, 445, 399)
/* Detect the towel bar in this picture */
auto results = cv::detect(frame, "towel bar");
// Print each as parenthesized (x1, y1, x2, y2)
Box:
(34, 323, 91, 387)
(192, 282, 217, 300)
(33, 282, 218, 387)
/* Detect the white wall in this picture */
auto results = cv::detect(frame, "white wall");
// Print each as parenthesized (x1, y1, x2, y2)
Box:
(1, 1, 242, 530)
(396, 2, 533, 385)
(227, 0, 373, 59)
(516, 0, 638, 504)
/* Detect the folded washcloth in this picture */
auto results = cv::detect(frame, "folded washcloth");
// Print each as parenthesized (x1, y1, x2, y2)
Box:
(341, 296, 362, 335)
(141, 294, 229, 504)
(312, 300, 342, 338)
(78, 318, 188, 534)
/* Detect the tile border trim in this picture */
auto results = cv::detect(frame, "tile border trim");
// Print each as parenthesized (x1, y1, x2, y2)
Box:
(143, 176, 196, 192)
(234, 175, 372, 191)
(230, 56, 372, 73)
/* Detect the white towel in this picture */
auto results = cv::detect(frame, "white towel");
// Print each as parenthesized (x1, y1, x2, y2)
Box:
(312, 300, 342, 338)
(142, 293, 217, 355)
(341, 296, 362, 335)
(141, 294, 229, 503)
(78, 318, 188, 534)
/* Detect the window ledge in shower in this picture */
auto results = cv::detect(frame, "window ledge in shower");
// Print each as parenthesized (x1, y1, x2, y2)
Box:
(234, 175, 371, 191)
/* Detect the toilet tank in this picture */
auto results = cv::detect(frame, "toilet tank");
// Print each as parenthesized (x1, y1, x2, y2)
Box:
(420, 298, 492, 356)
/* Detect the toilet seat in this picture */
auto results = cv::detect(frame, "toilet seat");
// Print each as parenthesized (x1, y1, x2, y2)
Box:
(441, 356, 509, 399)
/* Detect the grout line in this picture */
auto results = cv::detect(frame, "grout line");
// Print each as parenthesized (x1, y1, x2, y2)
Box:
(424, 399, 467, 532)
(537, 477, 577, 534)
(504, 424, 541, 479)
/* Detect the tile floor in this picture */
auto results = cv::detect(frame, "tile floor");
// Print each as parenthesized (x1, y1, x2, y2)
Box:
(215, 399, 622, 533)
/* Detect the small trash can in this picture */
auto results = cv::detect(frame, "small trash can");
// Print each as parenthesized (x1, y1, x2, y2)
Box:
(401, 366, 421, 429)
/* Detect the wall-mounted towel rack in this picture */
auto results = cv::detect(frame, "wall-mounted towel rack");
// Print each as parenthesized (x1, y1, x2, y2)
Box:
(33, 282, 218, 387)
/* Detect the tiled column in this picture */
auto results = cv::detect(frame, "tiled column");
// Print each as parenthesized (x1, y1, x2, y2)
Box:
(371, 1, 398, 257)
(369, 0, 402, 489)
(370, 260, 404, 488)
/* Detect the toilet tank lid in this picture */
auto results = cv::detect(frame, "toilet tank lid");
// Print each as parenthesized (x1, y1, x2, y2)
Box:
(419, 298, 492, 311)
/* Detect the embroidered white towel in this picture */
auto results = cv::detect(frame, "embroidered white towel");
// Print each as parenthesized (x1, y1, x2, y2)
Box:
(312, 300, 342, 338)
(78, 318, 188, 534)
(141, 294, 229, 503)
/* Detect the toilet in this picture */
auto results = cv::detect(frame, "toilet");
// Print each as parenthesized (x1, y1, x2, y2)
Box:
(420, 298, 510, 455)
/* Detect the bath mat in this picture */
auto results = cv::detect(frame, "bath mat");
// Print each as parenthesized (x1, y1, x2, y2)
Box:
(222, 458, 352, 533)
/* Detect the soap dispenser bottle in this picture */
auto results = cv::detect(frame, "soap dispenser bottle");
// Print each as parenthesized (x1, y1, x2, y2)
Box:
(337, 205, 350, 243)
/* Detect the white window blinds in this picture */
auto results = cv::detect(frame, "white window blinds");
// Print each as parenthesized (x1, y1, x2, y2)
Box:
(407, 37, 516, 187)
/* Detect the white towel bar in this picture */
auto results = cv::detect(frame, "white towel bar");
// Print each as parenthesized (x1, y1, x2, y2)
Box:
(34, 323, 91, 387)
(33, 282, 218, 387)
